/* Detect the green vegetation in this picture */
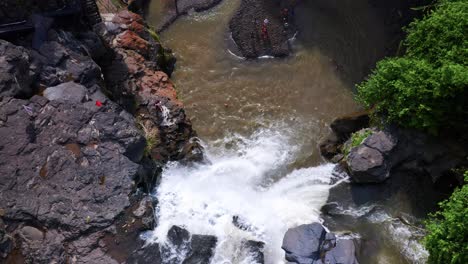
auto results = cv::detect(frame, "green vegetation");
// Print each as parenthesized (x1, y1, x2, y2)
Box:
(424, 171, 468, 264)
(342, 129, 373, 156)
(357, 0, 468, 134)
(144, 132, 160, 157)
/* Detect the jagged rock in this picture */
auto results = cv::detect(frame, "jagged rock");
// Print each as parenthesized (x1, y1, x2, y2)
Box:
(167, 225, 191, 246)
(114, 30, 149, 56)
(160, 226, 217, 264)
(319, 132, 341, 160)
(347, 145, 388, 183)
(127, 243, 162, 264)
(183, 234, 217, 264)
(100, 11, 204, 163)
(39, 41, 68, 66)
(241, 240, 265, 264)
(0, 96, 147, 262)
(0, 40, 36, 98)
(363, 131, 397, 155)
(0, 219, 13, 258)
(282, 223, 326, 263)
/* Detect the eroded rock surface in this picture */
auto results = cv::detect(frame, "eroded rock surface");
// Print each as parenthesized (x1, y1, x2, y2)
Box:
(0, 7, 202, 264)
(101, 10, 204, 164)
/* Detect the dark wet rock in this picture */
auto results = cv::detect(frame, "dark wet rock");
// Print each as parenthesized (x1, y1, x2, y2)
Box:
(38, 41, 68, 66)
(344, 127, 465, 184)
(241, 240, 265, 264)
(183, 234, 217, 264)
(0, 220, 13, 258)
(319, 112, 370, 162)
(30, 31, 103, 88)
(347, 145, 388, 183)
(132, 196, 155, 230)
(363, 131, 397, 155)
(321, 239, 359, 264)
(127, 243, 162, 264)
(319, 132, 341, 160)
(229, 0, 295, 58)
(282, 223, 360, 264)
(160, 226, 217, 264)
(282, 223, 326, 263)
(0, 40, 36, 98)
(167, 225, 191, 246)
(330, 112, 370, 140)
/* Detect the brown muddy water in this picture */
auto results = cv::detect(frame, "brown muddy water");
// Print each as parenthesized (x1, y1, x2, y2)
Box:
(146, 1, 426, 263)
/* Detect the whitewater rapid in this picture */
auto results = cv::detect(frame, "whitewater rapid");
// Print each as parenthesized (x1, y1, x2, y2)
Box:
(148, 126, 344, 263)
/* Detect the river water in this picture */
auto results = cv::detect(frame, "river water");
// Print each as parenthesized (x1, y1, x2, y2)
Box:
(146, 1, 425, 263)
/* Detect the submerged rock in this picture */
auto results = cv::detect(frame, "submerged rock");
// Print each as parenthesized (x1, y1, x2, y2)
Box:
(160, 225, 217, 264)
(241, 240, 265, 264)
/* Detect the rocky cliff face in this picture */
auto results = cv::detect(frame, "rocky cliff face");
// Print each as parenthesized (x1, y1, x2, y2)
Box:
(0, 4, 201, 263)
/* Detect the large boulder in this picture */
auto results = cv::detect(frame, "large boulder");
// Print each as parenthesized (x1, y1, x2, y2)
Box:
(0, 95, 148, 262)
(347, 145, 388, 183)
(229, 0, 295, 58)
(282, 223, 360, 264)
(320, 239, 359, 264)
(0, 40, 36, 98)
(282, 223, 326, 263)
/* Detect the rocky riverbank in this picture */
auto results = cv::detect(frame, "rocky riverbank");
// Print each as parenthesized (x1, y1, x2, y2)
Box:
(0, 1, 202, 263)
(318, 112, 467, 263)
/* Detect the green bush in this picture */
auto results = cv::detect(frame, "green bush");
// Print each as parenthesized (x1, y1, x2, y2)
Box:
(357, 0, 468, 133)
(357, 58, 467, 133)
(424, 171, 468, 264)
(405, 0, 468, 66)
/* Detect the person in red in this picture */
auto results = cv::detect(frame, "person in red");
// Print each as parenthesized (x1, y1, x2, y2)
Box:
(261, 18, 269, 40)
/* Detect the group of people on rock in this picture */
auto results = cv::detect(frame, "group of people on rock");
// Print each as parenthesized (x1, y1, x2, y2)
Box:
(259, 0, 299, 40)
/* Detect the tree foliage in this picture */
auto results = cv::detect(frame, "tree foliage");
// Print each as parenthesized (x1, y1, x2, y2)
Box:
(424, 171, 468, 264)
(357, 0, 468, 133)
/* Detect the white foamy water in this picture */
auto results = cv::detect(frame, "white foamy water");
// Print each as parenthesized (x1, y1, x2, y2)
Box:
(150, 126, 342, 263)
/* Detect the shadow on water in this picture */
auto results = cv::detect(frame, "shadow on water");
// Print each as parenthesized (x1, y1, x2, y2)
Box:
(295, 0, 427, 87)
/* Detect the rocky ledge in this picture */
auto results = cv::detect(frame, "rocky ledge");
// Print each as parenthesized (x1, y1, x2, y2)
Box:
(0, 5, 201, 264)
(319, 112, 467, 185)
(152, 0, 223, 32)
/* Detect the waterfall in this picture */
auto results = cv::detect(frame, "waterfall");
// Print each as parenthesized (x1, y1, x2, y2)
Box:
(149, 126, 343, 263)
